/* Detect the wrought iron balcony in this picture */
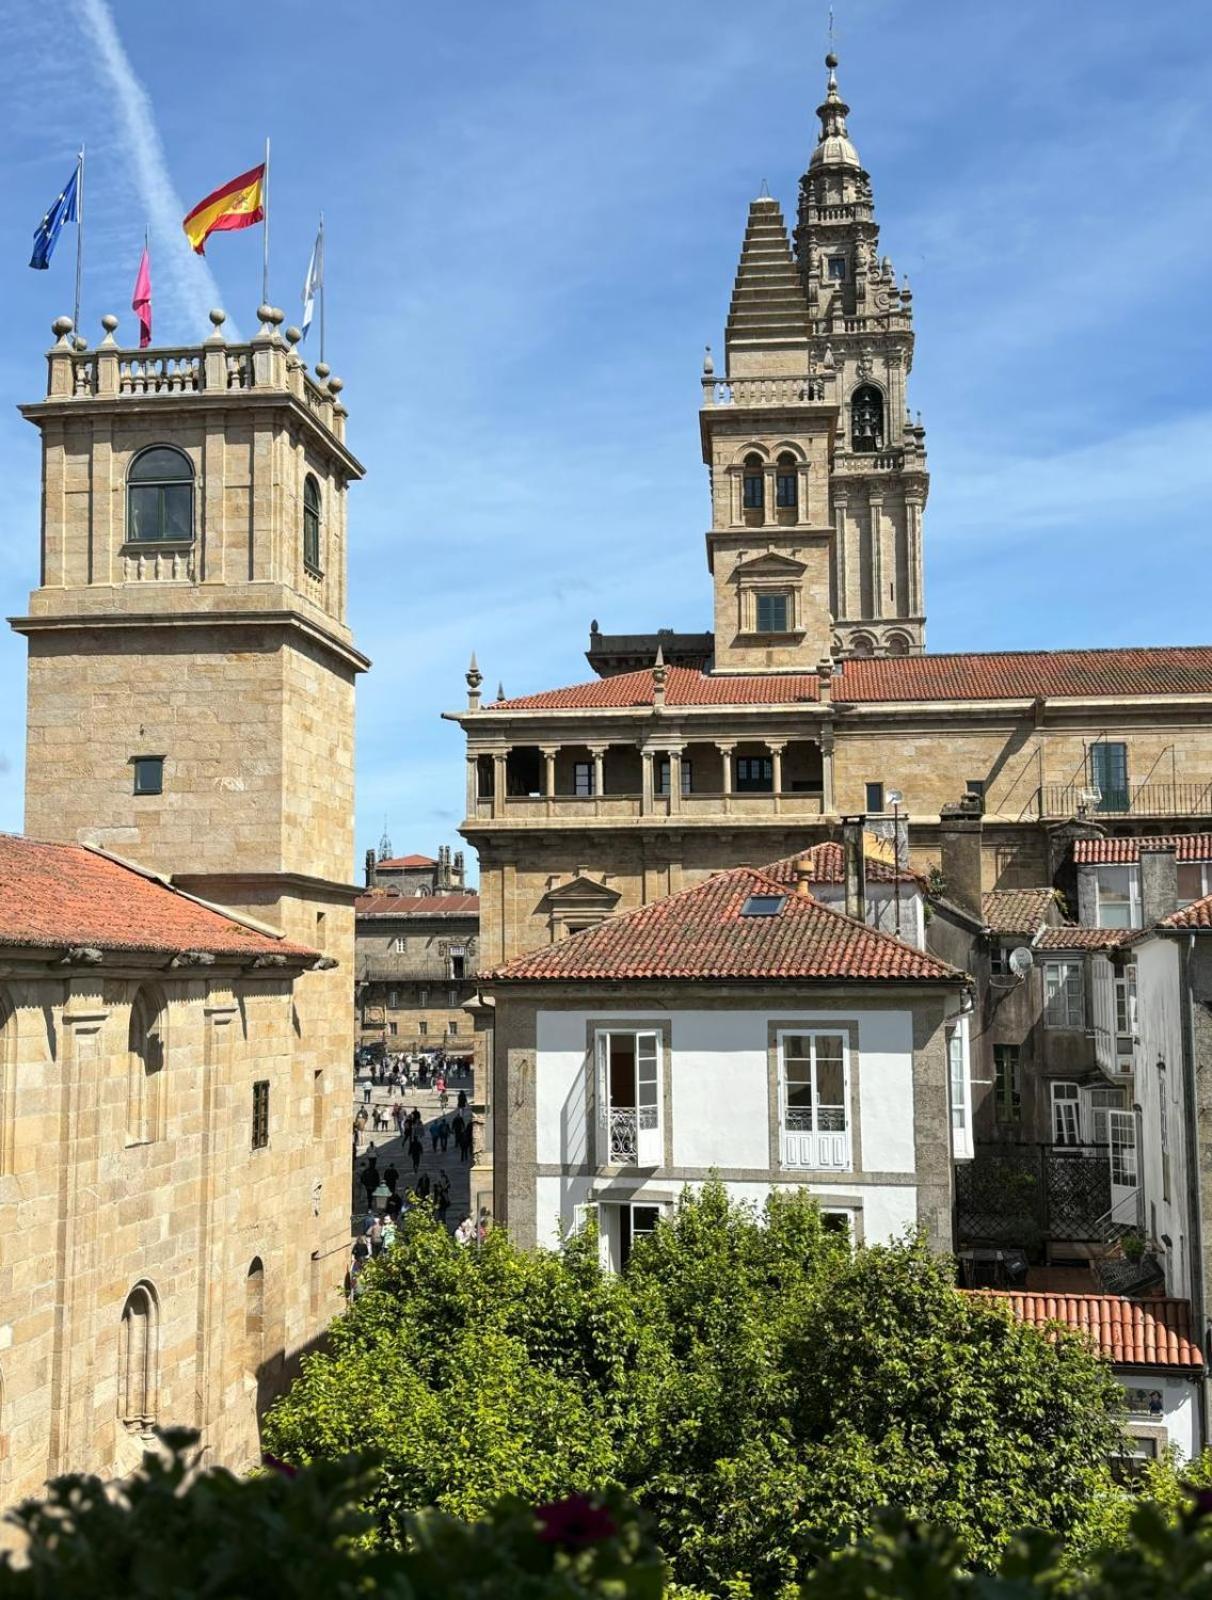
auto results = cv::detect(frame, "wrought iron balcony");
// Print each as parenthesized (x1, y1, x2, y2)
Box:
(609, 1108, 638, 1165)
(1026, 782, 1212, 821)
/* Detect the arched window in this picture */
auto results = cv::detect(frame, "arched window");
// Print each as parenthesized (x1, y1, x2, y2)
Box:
(849, 634, 875, 658)
(885, 634, 910, 657)
(119, 1283, 158, 1429)
(302, 474, 322, 574)
(127, 446, 193, 542)
(245, 1258, 265, 1377)
(742, 453, 764, 511)
(775, 452, 798, 511)
(850, 386, 884, 453)
(127, 986, 166, 1145)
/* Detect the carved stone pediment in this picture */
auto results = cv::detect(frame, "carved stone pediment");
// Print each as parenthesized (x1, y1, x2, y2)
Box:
(730, 550, 806, 580)
(541, 873, 622, 911)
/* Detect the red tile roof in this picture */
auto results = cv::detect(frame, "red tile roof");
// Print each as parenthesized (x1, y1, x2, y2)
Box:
(1160, 891, 1212, 930)
(1072, 835, 1212, 864)
(0, 834, 316, 961)
(976, 1291, 1203, 1371)
(356, 891, 479, 917)
(1035, 925, 1131, 950)
(763, 841, 918, 886)
(982, 888, 1059, 935)
(487, 647, 1212, 712)
(377, 854, 438, 869)
(482, 866, 964, 984)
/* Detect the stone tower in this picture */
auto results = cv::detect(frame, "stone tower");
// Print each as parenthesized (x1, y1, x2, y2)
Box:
(13, 303, 367, 1169)
(702, 54, 929, 665)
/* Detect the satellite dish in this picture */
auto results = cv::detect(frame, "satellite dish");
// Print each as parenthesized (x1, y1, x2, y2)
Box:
(1008, 946, 1034, 980)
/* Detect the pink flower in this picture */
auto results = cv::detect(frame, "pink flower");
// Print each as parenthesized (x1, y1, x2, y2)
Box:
(261, 1452, 299, 1479)
(535, 1495, 618, 1549)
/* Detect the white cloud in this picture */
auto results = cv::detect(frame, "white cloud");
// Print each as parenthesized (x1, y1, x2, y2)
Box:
(69, 0, 229, 338)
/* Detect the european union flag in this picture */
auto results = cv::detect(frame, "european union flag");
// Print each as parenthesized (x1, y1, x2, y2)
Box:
(30, 164, 79, 270)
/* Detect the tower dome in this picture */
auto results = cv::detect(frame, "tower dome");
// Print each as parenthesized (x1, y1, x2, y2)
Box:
(809, 52, 861, 170)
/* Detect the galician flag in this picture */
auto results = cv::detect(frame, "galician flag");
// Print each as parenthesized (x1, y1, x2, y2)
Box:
(301, 220, 323, 342)
(182, 163, 265, 255)
(131, 243, 152, 348)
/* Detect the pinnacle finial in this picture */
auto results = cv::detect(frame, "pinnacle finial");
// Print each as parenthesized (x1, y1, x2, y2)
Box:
(497, 681, 506, 702)
(465, 652, 483, 709)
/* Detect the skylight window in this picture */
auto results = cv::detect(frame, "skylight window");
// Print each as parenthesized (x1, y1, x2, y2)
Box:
(741, 894, 786, 917)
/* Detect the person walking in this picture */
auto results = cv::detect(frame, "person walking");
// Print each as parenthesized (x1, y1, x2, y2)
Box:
(435, 1172, 451, 1226)
(439, 1116, 451, 1153)
(451, 1113, 466, 1161)
(368, 1216, 384, 1257)
(360, 1161, 378, 1208)
(362, 1078, 372, 1106)
(430, 1117, 441, 1153)
(383, 1162, 399, 1195)
(416, 1171, 431, 1203)
(381, 1217, 397, 1252)
(454, 1215, 475, 1247)
(457, 1088, 468, 1114)
(408, 1131, 423, 1175)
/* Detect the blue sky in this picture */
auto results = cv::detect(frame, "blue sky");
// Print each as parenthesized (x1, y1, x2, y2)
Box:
(0, 0, 1208, 887)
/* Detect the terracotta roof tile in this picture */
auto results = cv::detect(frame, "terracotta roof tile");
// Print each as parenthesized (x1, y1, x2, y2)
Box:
(482, 865, 965, 984)
(1072, 834, 1212, 865)
(763, 840, 917, 886)
(981, 888, 1059, 935)
(975, 1290, 1204, 1371)
(1035, 925, 1131, 950)
(1160, 891, 1212, 930)
(0, 834, 315, 960)
(355, 892, 479, 916)
(377, 854, 438, 868)
(488, 647, 1212, 712)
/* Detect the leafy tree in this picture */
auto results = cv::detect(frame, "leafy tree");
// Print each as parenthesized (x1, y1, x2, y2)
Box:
(265, 1186, 1128, 1595)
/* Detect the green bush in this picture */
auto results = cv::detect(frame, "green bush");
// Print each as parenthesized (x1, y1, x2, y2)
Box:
(265, 1185, 1127, 1594)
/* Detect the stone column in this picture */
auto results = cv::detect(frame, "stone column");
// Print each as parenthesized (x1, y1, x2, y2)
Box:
(768, 741, 785, 813)
(906, 491, 925, 619)
(868, 492, 885, 619)
(820, 729, 835, 814)
(833, 489, 850, 621)
(797, 463, 810, 526)
(763, 465, 776, 527)
(668, 747, 684, 816)
(590, 745, 606, 797)
(641, 748, 655, 814)
(716, 741, 735, 816)
(492, 751, 508, 820)
(540, 747, 557, 799)
(466, 754, 479, 817)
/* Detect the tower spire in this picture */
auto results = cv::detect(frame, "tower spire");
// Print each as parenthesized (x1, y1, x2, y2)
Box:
(811, 51, 860, 171)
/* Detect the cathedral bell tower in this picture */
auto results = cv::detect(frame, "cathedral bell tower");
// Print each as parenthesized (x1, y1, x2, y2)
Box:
(701, 54, 929, 666)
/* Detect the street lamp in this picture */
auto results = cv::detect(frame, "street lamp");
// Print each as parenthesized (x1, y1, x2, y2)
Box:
(886, 789, 904, 936)
(372, 1181, 391, 1214)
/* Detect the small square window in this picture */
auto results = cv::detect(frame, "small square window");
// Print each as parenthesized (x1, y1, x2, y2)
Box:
(419, 1019, 428, 1036)
(133, 756, 163, 796)
(827, 256, 846, 280)
(755, 593, 789, 633)
(448, 1018, 459, 1035)
(966, 779, 985, 799)
(251, 1080, 270, 1149)
(865, 781, 885, 813)
(740, 894, 786, 917)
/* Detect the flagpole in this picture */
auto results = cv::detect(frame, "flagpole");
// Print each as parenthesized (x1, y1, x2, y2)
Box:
(73, 145, 84, 334)
(319, 212, 326, 366)
(262, 136, 271, 306)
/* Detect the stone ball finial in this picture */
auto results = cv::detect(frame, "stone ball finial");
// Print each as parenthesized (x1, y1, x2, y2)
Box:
(267, 307, 285, 326)
(702, 344, 714, 376)
(256, 303, 275, 324)
(101, 313, 119, 333)
(209, 308, 227, 328)
(825, 51, 839, 69)
(314, 361, 331, 380)
(52, 315, 74, 338)
(73, 335, 88, 351)
(284, 325, 302, 345)
(328, 376, 344, 394)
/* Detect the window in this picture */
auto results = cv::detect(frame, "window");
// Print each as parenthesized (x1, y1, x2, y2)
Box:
(302, 474, 322, 573)
(574, 761, 594, 797)
(1087, 1085, 1126, 1146)
(775, 455, 798, 509)
(448, 1018, 459, 1035)
(418, 1019, 428, 1036)
(1110, 1111, 1138, 1189)
(850, 385, 884, 453)
(779, 1032, 850, 1169)
(827, 255, 846, 280)
(1095, 866, 1141, 929)
(741, 894, 786, 916)
(127, 446, 193, 542)
(391, 935, 406, 954)
(821, 1210, 853, 1239)
(988, 943, 1009, 977)
(448, 987, 458, 1007)
(865, 781, 885, 813)
(451, 951, 466, 980)
(119, 1283, 157, 1429)
(1044, 959, 1084, 1029)
(1051, 1082, 1082, 1146)
(618, 1203, 660, 1268)
(1115, 965, 1138, 1040)
(1090, 742, 1128, 812)
(1178, 862, 1212, 905)
(388, 1021, 398, 1035)
(252, 1080, 270, 1149)
(656, 756, 692, 796)
(742, 454, 764, 509)
(994, 1044, 1021, 1124)
(132, 756, 163, 796)
(419, 988, 429, 1007)
(736, 756, 773, 792)
(948, 1024, 968, 1135)
(755, 592, 790, 633)
(127, 986, 165, 1145)
(388, 988, 399, 1008)
(596, 1030, 662, 1166)
(966, 779, 985, 799)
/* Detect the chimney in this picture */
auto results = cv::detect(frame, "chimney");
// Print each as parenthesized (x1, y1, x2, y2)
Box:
(938, 792, 984, 919)
(364, 847, 377, 888)
(841, 817, 867, 922)
(793, 861, 813, 899)
(1140, 844, 1178, 928)
(454, 849, 465, 888)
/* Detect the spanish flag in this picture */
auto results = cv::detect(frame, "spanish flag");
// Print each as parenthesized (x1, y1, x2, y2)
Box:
(182, 163, 265, 255)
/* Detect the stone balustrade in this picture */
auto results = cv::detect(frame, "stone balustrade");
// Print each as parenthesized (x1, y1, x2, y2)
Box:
(701, 373, 834, 408)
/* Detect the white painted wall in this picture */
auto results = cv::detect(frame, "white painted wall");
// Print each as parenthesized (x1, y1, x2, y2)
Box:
(812, 884, 925, 949)
(1134, 937, 1192, 1301)
(532, 1004, 922, 1251)
(1116, 1370, 1201, 1462)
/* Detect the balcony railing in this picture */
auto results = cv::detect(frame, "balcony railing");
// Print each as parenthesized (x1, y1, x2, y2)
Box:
(1027, 782, 1212, 821)
(609, 1108, 638, 1165)
(477, 790, 824, 823)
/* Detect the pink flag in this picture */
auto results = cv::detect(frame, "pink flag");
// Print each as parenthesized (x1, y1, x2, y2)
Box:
(131, 244, 152, 348)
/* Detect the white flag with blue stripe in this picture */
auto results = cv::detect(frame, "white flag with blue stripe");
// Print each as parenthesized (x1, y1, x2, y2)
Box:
(301, 220, 323, 342)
